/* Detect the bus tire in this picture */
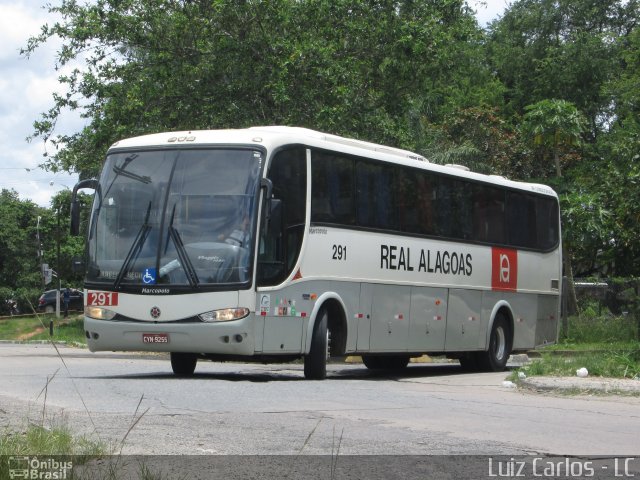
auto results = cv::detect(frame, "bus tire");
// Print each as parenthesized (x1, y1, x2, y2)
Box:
(362, 355, 409, 370)
(458, 353, 481, 371)
(478, 313, 511, 372)
(304, 309, 328, 380)
(170, 352, 197, 376)
(384, 355, 410, 369)
(362, 355, 384, 370)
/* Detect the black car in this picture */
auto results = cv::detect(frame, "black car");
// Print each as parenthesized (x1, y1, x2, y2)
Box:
(37, 289, 84, 313)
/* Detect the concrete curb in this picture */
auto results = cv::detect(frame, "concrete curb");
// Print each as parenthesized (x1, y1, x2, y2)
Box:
(520, 376, 640, 394)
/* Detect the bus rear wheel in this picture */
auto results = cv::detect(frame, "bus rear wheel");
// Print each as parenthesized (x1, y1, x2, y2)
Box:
(170, 352, 198, 376)
(362, 355, 410, 370)
(304, 309, 328, 380)
(478, 313, 511, 372)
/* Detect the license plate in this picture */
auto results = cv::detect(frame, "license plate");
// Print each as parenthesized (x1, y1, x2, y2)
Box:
(142, 333, 169, 344)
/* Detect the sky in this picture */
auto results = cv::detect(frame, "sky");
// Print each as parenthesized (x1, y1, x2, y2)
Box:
(0, 0, 509, 208)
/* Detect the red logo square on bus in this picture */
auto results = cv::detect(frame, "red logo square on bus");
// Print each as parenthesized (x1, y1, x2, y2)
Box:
(491, 248, 517, 291)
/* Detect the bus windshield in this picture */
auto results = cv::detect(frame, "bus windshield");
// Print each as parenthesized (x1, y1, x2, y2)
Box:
(86, 148, 263, 288)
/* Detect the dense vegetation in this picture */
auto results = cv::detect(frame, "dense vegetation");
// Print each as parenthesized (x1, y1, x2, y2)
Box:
(2, 0, 638, 307)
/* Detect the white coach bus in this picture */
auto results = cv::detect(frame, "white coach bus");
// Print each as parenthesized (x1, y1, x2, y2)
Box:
(71, 126, 561, 379)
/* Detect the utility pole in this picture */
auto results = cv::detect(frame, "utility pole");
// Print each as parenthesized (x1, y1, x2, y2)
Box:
(37, 216, 44, 289)
(56, 208, 61, 319)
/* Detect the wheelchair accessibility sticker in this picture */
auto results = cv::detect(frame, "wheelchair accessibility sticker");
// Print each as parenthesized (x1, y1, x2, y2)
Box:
(143, 268, 157, 285)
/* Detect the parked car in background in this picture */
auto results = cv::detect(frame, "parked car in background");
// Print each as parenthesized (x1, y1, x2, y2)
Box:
(37, 289, 84, 313)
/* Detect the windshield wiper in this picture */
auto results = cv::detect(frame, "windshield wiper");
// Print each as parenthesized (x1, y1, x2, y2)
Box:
(165, 204, 200, 288)
(113, 166, 152, 184)
(112, 154, 152, 184)
(114, 202, 152, 289)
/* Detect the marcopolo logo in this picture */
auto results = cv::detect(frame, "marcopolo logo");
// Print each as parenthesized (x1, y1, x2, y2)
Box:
(491, 247, 518, 292)
(8, 456, 73, 479)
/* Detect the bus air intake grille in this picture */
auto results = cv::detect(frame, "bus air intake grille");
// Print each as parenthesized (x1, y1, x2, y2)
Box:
(110, 314, 203, 323)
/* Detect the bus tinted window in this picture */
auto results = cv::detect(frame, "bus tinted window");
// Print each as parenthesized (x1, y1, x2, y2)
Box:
(311, 151, 355, 224)
(356, 160, 398, 230)
(310, 148, 558, 252)
(506, 191, 537, 248)
(397, 169, 434, 235)
(473, 184, 505, 244)
(536, 196, 560, 251)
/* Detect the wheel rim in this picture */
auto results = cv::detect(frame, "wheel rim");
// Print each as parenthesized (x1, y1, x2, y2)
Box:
(325, 329, 331, 360)
(494, 326, 506, 361)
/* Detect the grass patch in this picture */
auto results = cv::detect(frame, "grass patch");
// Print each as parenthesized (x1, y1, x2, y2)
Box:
(29, 318, 86, 344)
(542, 341, 639, 351)
(0, 314, 85, 345)
(0, 316, 43, 339)
(0, 422, 120, 480)
(0, 423, 105, 457)
(519, 313, 640, 380)
(561, 313, 638, 344)
(515, 349, 640, 380)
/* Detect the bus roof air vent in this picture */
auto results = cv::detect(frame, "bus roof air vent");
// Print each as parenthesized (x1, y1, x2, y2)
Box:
(444, 164, 470, 171)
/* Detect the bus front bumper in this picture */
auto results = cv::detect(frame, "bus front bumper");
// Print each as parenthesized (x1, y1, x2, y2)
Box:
(84, 315, 256, 355)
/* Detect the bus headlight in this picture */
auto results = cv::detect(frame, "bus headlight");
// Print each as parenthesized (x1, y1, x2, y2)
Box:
(85, 306, 117, 320)
(199, 308, 250, 323)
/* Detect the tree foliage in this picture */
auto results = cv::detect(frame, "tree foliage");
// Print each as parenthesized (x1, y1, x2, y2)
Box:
(521, 99, 586, 177)
(24, 0, 492, 176)
(17, 0, 640, 278)
(487, 0, 638, 133)
(0, 189, 85, 310)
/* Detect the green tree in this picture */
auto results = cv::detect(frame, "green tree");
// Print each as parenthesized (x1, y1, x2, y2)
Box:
(560, 190, 612, 276)
(582, 123, 640, 276)
(42, 190, 87, 287)
(592, 18, 640, 275)
(426, 105, 534, 178)
(520, 99, 586, 177)
(23, 0, 491, 177)
(487, 0, 638, 134)
(0, 190, 45, 311)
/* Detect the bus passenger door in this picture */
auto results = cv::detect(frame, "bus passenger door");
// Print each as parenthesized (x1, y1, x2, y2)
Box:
(408, 287, 448, 352)
(369, 284, 410, 352)
(445, 289, 483, 351)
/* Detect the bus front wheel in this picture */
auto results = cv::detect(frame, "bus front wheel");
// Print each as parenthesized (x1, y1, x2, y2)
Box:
(170, 352, 198, 376)
(304, 309, 328, 380)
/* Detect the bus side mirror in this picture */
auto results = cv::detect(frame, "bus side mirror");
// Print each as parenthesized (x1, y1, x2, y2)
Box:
(70, 178, 98, 236)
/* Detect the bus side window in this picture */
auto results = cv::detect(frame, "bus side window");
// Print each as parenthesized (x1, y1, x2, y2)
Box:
(506, 191, 536, 248)
(356, 160, 398, 230)
(311, 152, 355, 224)
(398, 169, 433, 235)
(536, 197, 559, 250)
(258, 148, 307, 286)
(473, 184, 505, 244)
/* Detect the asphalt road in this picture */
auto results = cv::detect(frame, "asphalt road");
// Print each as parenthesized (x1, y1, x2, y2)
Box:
(1, 343, 639, 462)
